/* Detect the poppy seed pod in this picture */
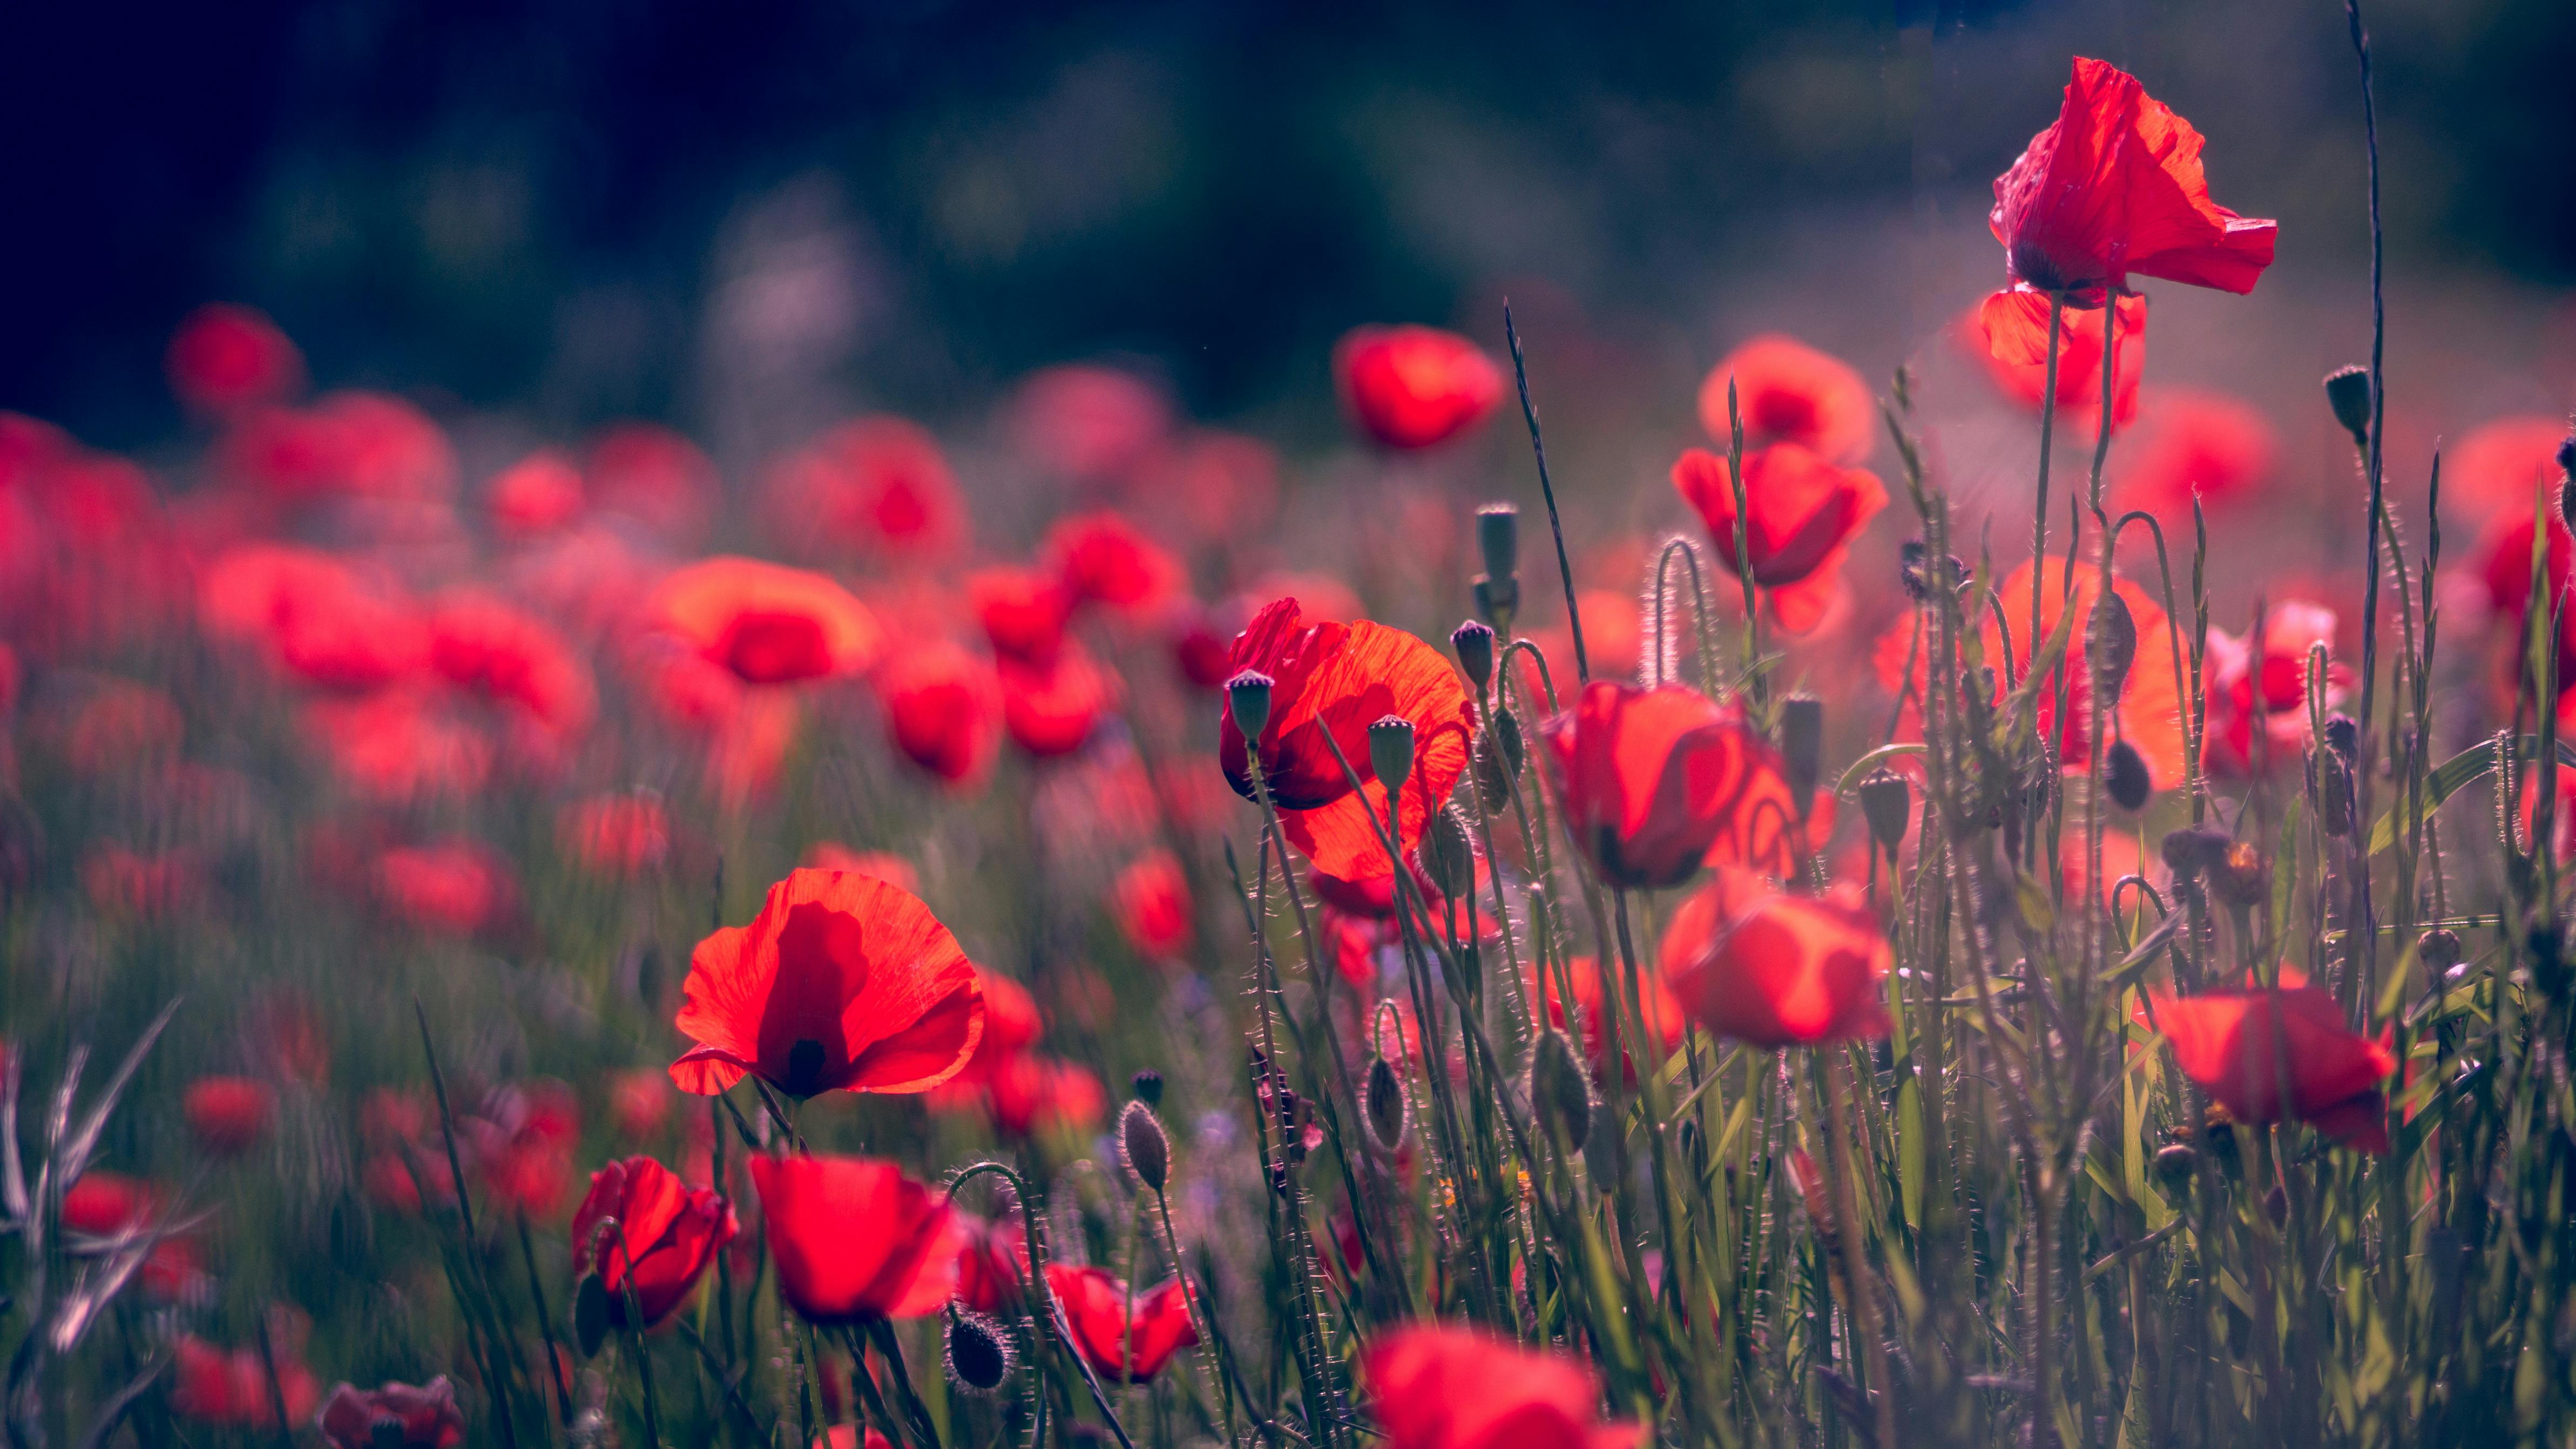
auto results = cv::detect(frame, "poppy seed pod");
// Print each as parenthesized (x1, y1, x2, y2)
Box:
(1857, 770, 1910, 853)
(1363, 1055, 1407, 1154)
(1777, 695, 1824, 817)
(1119, 1100, 1171, 1194)
(2323, 366, 2372, 446)
(1420, 806, 1477, 899)
(2088, 589, 2136, 701)
(1452, 620, 1497, 692)
(946, 1312, 1015, 1395)
(2102, 738, 2151, 811)
(1476, 505, 1520, 584)
(1129, 1069, 1164, 1107)
(1473, 574, 1520, 628)
(1531, 1029, 1592, 1153)
(1225, 671, 1274, 746)
(1368, 715, 1417, 797)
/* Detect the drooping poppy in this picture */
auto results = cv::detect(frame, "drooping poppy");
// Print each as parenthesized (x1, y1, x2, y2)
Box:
(2202, 601, 2349, 776)
(1334, 325, 1505, 451)
(1982, 58, 2276, 364)
(1659, 869, 1892, 1048)
(1112, 850, 1194, 961)
(647, 557, 880, 686)
(1671, 444, 1887, 634)
(1359, 1322, 1648, 1449)
(748, 1153, 964, 1324)
(167, 304, 304, 416)
(668, 868, 985, 1099)
(1045, 1264, 1200, 1384)
(1538, 680, 1805, 889)
(315, 1378, 466, 1449)
(2146, 974, 2396, 1153)
(1963, 293, 2146, 430)
(183, 1076, 275, 1156)
(569, 1155, 739, 1328)
(996, 644, 1114, 759)
(1695, 334, 1873, 464)
(878, 641, 1002, 789)
(2109, 389, 2278, 518)
(1045, 510, 1182, 615)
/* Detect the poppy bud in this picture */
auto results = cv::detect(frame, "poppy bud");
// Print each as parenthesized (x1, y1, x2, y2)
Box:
(2417, 926, 2463, 977)
(1226, 671, 1274, 744)
(2210, 842, 2268, 909)
(1363, 1055, 1407, 1154)
(2160, 826, 2233, 877)
(2088, 590, 2136, 701)
(2560, 434, 2576, 480)
(1899, 540, 1964, 604)
(1368, 715, 1416, 797)
(2324, 365, 2372, 446)
(1419, 807, 1477, 898)
(2563, 472, 2576, 538)
(2317, 752, 2354, 837)
(2102, 739, 2151, 812)
(1531, 1030, 1592, 1154)
(947, 1312, 1015, 1396)
(2151, 1143, 2198, 1188)
(1452, 621, 1497, 692)
(1476, 504, 1520, 584)
(1777, 695, 1824, 817)
(1473, 574, 1520, 628)
(1130, 1069, 1164, 1106)
(2321, 712, 2358, 759)
(1858, 770, 1910, 853)
(1119, 1100, 1171, 1194)
(1473, 711, 1524, 809)
(572, 1270, 611, 1357)
(2263, 1184, 2289, 1225)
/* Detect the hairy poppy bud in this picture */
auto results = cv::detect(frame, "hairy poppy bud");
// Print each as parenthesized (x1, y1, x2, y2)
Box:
(1129, 1069, 1164, 1107)
(2151, 1143, 2198, 1189)
(1777, 695, 1824, 818)
(1452, 620, 1497, 692)
(2160, 826, 2233, 877)
(946, 1312, 1015, 1395)
(2559, 434, 2576, 480)
(1368, 715, 1416, 797)
(1473, 711, 1524, 809)
(1858, 770, 1910, 853)
(2088, 590, 2136, 701)
(1531, 1030, 1592, 1154)
(1476, 504, 1520, 584)
(2324, 365, 2372, 446)
(2562, 472, 2576, 538)
(2321, 712, 2358, 760)
(2417, 926, 2463, 978)
(2210, 841, 2267, 909)
(1226, 671, 1274, 744)
(1119, 1100, 1171, 1194)
(1420, 806, 1477, 898)
(1363, 1055, 1407, 1154)
(2317, 752, 2354, 837)
(2102, 739, 2151, 812)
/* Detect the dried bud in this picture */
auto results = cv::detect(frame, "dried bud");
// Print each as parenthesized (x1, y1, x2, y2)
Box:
(2417, 926, 2463, 976)
(1119, 1100, 1170, 1194)
(1857, 770, 1910, 853)
(1368, 715, 1416, 797)
(1363, 1055, 1408, 1154)
(1129, 1069, 1164, 1107)
(1451, 620, 1497, 691)
(1226, 671, 1274, 743)
(2324, 365, 2372, 445)
(2321, 712, 2358, 760)
(1476, 504, 1520, 583)
(1419, 806, 1477, 898)
(2088, 589, 2136, 701)
(1531, 1030, 1593, 1154)
(2151, 1143, 2198, 1188)
(946, 1312, 1015, 1395)
(1778, 695, 1824, 817)
(2102, 739, 2151, 812)
(2160, 826, 2233, 878)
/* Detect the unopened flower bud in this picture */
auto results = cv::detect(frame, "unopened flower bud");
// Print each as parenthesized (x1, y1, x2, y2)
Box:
(1857, 770, 1910, 854)
(1363, 1055, 1407, 1154)
(1473, 712, 1524, 808)
(2160, 826, 2233, 878)
(2102, 739, 2151, 812)
(2317, 752, 2354, 837)
(2088, 589, 2136, 701)
(1227, 671, 1274, 742)
(1777, 695, 1823, 818)
(1129, 1069, 1164, 1107)
(2211, 841, 2268, 909)
(1451, 621, 1497, 691)
(2151, 1143, 2198, 1188)
(1368, 715, 1416, 797)
(1531, 1030, 1593, 1154)
(1476, 504, 1520, 584)
(946, 1312, 1015, 1394)
(2321, 712, 2358, 760)
(2324, 365, 2372, 445)
(1119, 1100, 1170, 1194)
(2417, 926, 2463, 976)
(1419, 806, 1477, 898)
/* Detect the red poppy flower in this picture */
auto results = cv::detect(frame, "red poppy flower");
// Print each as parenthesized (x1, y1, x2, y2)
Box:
(275, 583, 429, 694)
(373, 841, 516, 938)
(801, 844, 919, 895)
(669, 868, 986, 1099)
(2202, 601, 2350, 776)
(1987, 57, 2276, 319)
(1660, 869, 1892, 1048)
(1696, 334, 1872, 464)
(571, 1155, 740, 1328)
(316, 1378, 466, 1449)
(952, 969, 1041, 1087)
(470, 1080, 580, 1218)
(2109, 389, 2277, 517)
(982, 1054, 1107, 1141)
(1964, 294, 2146, 429)
(1671, 444, 1887, 634)
(1012, 365, 1172, 485)
(1530, 959, 1684, 1086)
(748, 1153, 965, 1324)
(817, 1427, 895, 1449)
(780, 417, 966, 563)
(1045, 510, 1182, 615)
(2450, 415, 2575, 524)
(1046, 1264, 1200, 1384)
(1217, 598, 1473, 881)
(2147, 976, 2396, 1153)
(167, 304, 303, 416)
(560, 792, 672, 876)
(184, 1076, 276, 1156)
(648, 557, 881, 686)
(879, 642, 1002, 789)
(588, 422, 717, 543)
(173, 1334, 321, 1429)
(997, 644, 1114, 759)
(302, 690, 495, 803)
(425, 592, 596, 739)
(1335, 325, 1505, 451)
(970, 566, 1074, 666)
(62, 1171, 156, 1236)
(486, 450, 585, 538)
(954, 1213, 1030, 1312)
(219, 391, 457, 505)
(608, 1069, 673, 1142)
(1360, 1323, 1647, 1449)
(1112, 850, 1194, 961)
(1538, 681, 1804, 890)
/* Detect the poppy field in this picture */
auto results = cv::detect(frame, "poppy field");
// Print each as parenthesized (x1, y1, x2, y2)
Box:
(11, 12, 2576, 1449)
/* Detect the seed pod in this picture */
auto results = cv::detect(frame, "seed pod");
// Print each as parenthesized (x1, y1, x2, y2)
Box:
(1778, 695, 1824, 817)
(1452, 621, 1497, 692)
(1129, 1069, 1164, 1107)
(1473, 712, 1524, 809)
(2151, 1143, 2198, 1189)
(1531, 1030, 1593, 1154)
(1368, 715, 1416, 797)
(946, 1312, 1015, 1395)
(1419, 806, 1477, 898)
(2088, 588, 2136, 702)
(1476, 504, 1520, 583)
(1226, 670, 1275, 743)
(1363, 1056, 1407, 1154)
(1119, 1100, 1170, 1194)
(2102, 739, 2151, 812)
(2323, 365, 2372, 445)
(2417, 926, 2463, 977)
(1857, 770, 1910, 853)
(1474, 574, 1521, 627)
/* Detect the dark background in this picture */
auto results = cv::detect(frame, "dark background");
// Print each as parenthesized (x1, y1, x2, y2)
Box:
(5, 0, 2568, 449)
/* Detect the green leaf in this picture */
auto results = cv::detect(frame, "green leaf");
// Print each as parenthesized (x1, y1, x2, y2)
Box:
(2364, 735, 2576, 856)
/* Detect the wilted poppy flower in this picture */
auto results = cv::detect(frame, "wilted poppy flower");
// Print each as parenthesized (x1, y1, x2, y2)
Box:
(1045, 511, 1182, 615)
(184, 1076, 276, 1156)
(1671, 444, 1887, 634)
(1335, 325, 1505, 451)
(1983, 58, 2276, 362)
(167, 304, 303, 416)
(2202, 602, 2349, 776)
(173, 1333, 321, 1430)
(559, 792, 672, 876)
(1112, 850, 1194, 961)
(648, 557, 880, 686)
(373, 841, 517, 938)
(1660, 869, 1892, 1048)
(878, 642, 1002, 789)
(780, 417, 966, 563)
(1530, 959, 1684, 1086)
(2449, 415, 2576, 523)
(1360, 1323, 1647, 1449)
(1539, 681, 1805, 889)
(997, 645, 1114, 759)
(748, 1153, 964, 1324)
(1696, 334, 1872, 464)
(2109, 389, 2278, 517)
(1964, 293, 2145, 430)
(587, 422, 717, 542)
(485, 450, 585, 538)
(1218, 598, 1473, 881)
(2147, 973, 2395, 1153)
(316, 1378, 465, 1449)
(970, 566, 1073, 666)
(1046, 1264, 1200, 1384)
(570, 1156, 739, 1328)
(669, 868, 985, 1099)
(1011, 365, 1171, 485)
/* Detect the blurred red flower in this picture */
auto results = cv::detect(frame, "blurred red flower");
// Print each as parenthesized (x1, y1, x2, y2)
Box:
(649, 557, 881, 686)
(1112, 849, 1194, 961)
(954, 1213, 1030, 1313)
(1963, 293, 2145, 430)
(2202, 601, 2349, 776)
(2449, 415, 2575, 523)
(1045, 510, 1183, 615)
(303, 690, 495, 803)
(425, 591, 597, 739)
(970, 566, 1074, 666)
(172, 1332, 321, 1430)
(775, 417, 966, 563)
(997, 644, 1114, 759)
(82, 844, 204, 919)
(952, 968, 1042, 1087)
(983, 1054, 1106, 1140)
(62, 1171, 155, 1236)
(167, 304, 304, 416)
(2109, 389, 2278, 518)
(800, 844, 920, 896)
(1538, 681, 1804, 889)
(1047, 1264, 1200, 1384)
(219, 391, 456, 505)
(1530, 958, 1684, 1086)
(571, 1155, 740, 1328)
(2147, 971, 2395, 1153)
(1012, 365, 1171, 486)
(748, 1153, 964, 1324)
(1671, 443, 1887, 634)
(1359, 1322, 1647, 1449)
(560, 792, 672, 876)
(587, 422, 717, 543)
(609, 1068, 674, 1142)
(879, 641, 1003, 789)
(669, 868, 985, 1099)
(1660, 869, 1892, 1048)
(184, 1076, 276, 1156)
(1696, 334, 1872, 464)
(373, 840, 517, 938)
(485, 449, 586, 538)
(316, 1378, 466, 1449)
(1335, 325, 1504, 450)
